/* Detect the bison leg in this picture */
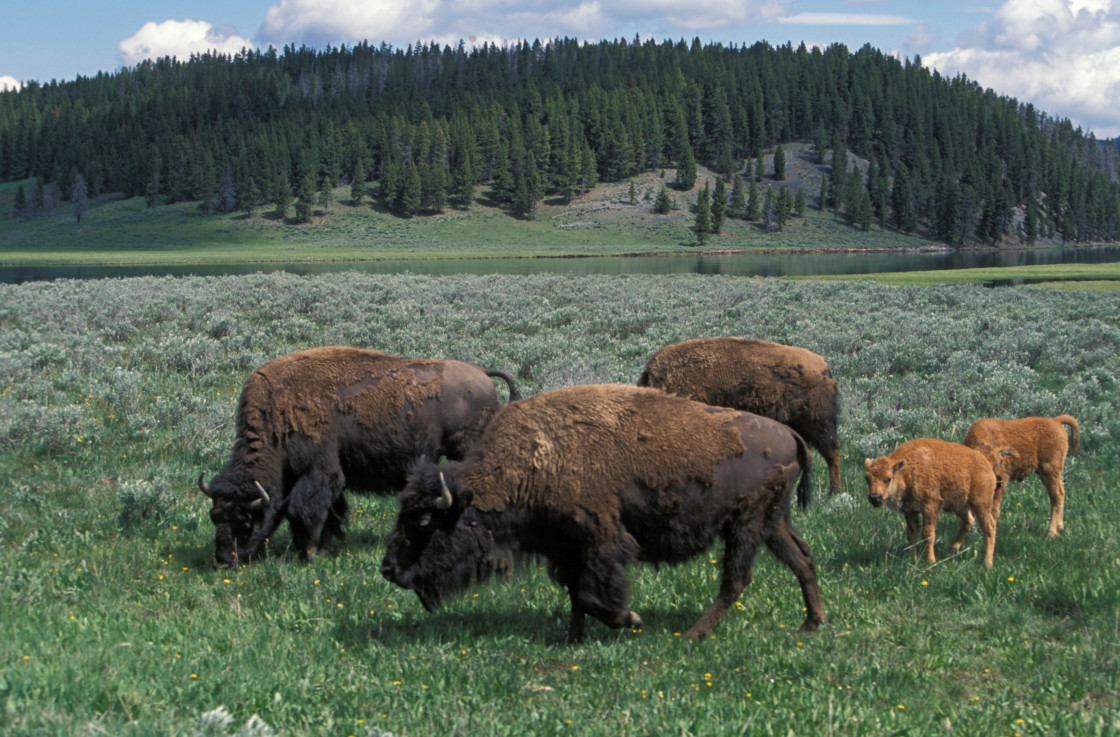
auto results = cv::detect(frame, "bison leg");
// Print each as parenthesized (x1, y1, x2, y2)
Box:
(903, 511, 922, 561)
(287, 467, 345, 561)
(822, 442, 842, 496)
(920, 507, 940, 564)
(947, 510, 974, 555)
(761, 517, 826, 633)
(317, 493, 350, 556)
(972, 506, 997, 569)
(1037, 461, 1066, 537)
(560, 555, 641, 644)
(684, 533, 760, 641)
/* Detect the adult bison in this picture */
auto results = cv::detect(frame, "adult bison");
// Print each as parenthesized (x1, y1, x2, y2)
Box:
(198, 346, 519, 568)
(380, 384, 825, 643)
(638, 337, 842, 495)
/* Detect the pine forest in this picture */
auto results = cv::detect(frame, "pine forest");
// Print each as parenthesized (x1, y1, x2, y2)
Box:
(1, 36, 1119, 246)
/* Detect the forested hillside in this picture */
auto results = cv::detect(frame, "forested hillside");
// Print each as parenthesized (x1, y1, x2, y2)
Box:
(1, 37, 1118, 246)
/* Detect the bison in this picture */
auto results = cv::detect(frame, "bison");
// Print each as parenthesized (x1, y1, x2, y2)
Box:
(380, 384, 826, 643)
(963, 415, 1080, 538)
(638, 337, 843, 495)
(198, 346, 519, 568)
(864, 438, 1014, 569)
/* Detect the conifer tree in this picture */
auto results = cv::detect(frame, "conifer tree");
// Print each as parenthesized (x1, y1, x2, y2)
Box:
(772, 144, 786, 181)
(653, 185, 673, 214)
(217, 167, 236, 213)
(351, 159, 366, 205)
(674, 144, 697, 191)
(694, 182, 711, 245)
(776, 187, 792, 231)
(729, 175, 747, 219)
(319, 175, 334, 216)
(71, 173, 88, 225)
(746, 177, 761, 220)
(295, 174, 316, 223)
(241, 176, 260, 217)
(794, 188, 806, 217)
(273, 171, 292, 220)
(762, 187, 775, 231)
(13, 184, 27, 222)
(711, 176, 726, 233)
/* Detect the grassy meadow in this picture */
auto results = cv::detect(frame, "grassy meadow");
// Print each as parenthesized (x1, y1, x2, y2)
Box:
(2, 272, 1119, 736)
(0, 154, 933, 267)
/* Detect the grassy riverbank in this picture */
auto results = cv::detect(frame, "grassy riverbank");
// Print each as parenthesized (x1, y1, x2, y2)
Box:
(807, 262, 1120, 291)
(2, 273, 1118, 736)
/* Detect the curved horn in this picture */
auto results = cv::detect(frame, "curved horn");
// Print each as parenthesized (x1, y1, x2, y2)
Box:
(198, 474, 213, 498)
(435, 472, 453, 510)
(250, 480, 271, 508)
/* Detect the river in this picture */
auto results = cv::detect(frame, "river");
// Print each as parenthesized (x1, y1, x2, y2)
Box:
(3, 245, 1119, 283)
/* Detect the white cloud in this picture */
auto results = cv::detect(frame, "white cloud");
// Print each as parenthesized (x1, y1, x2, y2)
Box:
(118, 19, 255, 67)
(0, 75, 22, 92)
(779, 12, 916, 26)
(255, 0, 788, 47)
(925, 0, 1120, 137)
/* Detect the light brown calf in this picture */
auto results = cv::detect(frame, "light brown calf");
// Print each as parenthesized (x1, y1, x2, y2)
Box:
(963, 415, 1079, 538)
(865, 438, 1007, 568)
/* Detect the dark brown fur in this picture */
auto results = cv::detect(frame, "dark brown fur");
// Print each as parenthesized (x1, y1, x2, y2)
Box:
(638, 337, 843, 494)
(381, 384, 825, 643)
(199, 346, 519, 567)
(964, 415, 1080, 537)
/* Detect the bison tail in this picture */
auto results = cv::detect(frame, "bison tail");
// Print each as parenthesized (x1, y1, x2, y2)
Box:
(1055, 414, 1080, 454)
(485, 370, 522, 403)
(794, 431, 813, 510)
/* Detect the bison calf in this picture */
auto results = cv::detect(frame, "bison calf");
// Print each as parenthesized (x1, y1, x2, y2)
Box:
(381, 384, 826, 643)
(638, 337, 843, 495)
(199, 346, 519, 567)
(963, 415, 1079, 537)
(864, 438, 1010, 568)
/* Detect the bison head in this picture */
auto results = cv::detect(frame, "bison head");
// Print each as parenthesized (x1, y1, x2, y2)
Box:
(380, 462, 506, 611)
(864, 456, 907, 511)
(198, 473, 272, 568)
(970, 443, 1017, 494)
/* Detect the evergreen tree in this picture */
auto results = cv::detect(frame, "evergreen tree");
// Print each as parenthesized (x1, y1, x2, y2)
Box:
(674, 145, 697, 190)
(295, 174, 316, 223)
(711, 176, 726, 234)
(627, 179, 637, 206)
(71, 173, 88, 225)
(746, 177, 761, 220)
(762, 187, 775, 231)
(273, 171, 292, 220)
(891, 162, 917, 233)
(793, 188, 807, 217)
(828, 141, 848, 210)
(773, 144, 786, 181)
(396, 163, 422, 217)
(351, 159, 366, 205)
(813, 122, 829, 165)
(653, 185, 673, 214)
(776, 187, 792, 231)
(728, 175, 747, 219)
(320, 175, 334, 216)
(216, 167, 236, 213)
(1023, 198, 1039, 244)
(13, 184, 27, 222)
(694, 182, 711, 245)
(241, 176, 260, 217)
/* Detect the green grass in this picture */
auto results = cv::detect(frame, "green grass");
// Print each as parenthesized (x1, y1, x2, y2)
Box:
(807, 262, 1120, 290)
(2, 273, 1119, 736)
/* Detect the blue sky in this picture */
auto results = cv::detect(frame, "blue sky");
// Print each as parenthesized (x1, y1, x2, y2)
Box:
(3, 0, 1120, 137)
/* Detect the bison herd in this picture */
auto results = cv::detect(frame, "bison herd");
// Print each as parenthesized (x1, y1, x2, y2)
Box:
(199, 340, 1079, 642)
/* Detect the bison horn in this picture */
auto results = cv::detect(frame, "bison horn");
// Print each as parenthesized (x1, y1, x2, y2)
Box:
(198, 474, 213, 498)
(250, 480, 271, 508)
(435, 472, 453, 510)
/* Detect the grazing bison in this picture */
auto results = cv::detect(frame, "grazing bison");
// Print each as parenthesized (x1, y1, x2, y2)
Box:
(963, 415, 1080, 538)
(380, 384, 825, 643)
(864, 438, 1013, 568)
(638, 337, 843, 495)
(198, 346, 519, 567)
